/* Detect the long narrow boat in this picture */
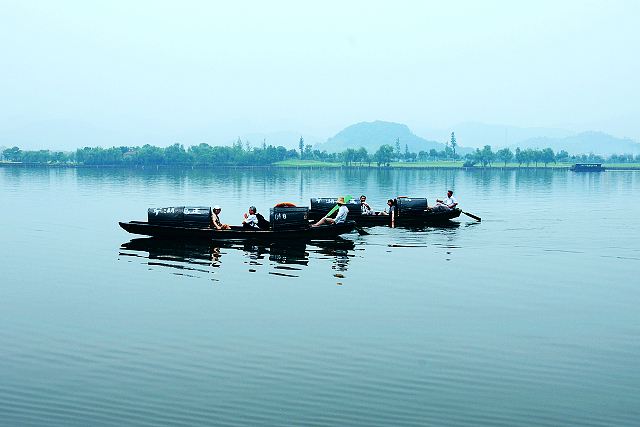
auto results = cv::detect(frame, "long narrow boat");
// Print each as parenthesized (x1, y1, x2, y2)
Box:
(309, 197, 461, 226)
(119, 220, 357, 240)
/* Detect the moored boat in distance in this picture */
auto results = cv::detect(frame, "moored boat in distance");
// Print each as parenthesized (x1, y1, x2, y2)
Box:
(570, 163, 605, 172)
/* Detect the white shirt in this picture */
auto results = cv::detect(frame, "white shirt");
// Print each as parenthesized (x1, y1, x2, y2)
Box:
(334, 205, 349, 223)
(444, 195, 457, 207)
(244, 214, 259, 228)
(360, 202, 373, 215)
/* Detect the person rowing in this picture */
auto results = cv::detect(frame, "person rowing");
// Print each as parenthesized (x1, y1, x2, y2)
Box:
(434, 190, 458, 210)
(312, 196, 349, 227)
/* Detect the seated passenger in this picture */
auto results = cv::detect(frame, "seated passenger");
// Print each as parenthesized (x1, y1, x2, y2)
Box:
(381, 198, 396, 226)
(381, 199, 396, 216)
(211, 205, 231, 230)
(360, 195, 374, 215)
(312, 197, 348, 227)
(242, 206, 260, 229)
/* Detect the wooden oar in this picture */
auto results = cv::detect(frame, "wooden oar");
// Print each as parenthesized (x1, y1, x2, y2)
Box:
(354, 224, 369, 235)
(461, 210, 481, 222)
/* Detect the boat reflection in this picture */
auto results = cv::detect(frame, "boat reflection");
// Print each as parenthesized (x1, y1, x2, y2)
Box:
(390, 221, 462, 232)
(119, 237, 356, 279)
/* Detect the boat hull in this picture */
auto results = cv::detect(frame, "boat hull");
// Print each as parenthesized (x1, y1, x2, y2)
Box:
(119, 221, 357, 241)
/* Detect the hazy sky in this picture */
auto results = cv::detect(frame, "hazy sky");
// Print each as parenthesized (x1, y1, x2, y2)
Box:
(1, 0, 638, 148)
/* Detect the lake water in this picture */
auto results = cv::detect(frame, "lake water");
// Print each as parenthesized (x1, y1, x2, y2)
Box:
(1, 166, 639, 426)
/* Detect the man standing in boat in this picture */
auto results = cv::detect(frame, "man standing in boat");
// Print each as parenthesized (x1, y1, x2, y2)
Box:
(312, 196, 349, 226)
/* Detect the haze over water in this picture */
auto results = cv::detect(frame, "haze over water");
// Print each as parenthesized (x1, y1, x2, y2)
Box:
(1, 166, 638, 425)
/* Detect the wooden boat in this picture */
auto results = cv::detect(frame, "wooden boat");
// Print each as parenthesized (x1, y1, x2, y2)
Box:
(121, 205, 357, 241)
(309, 197, 461, 226)
(119, 220, 357, 240)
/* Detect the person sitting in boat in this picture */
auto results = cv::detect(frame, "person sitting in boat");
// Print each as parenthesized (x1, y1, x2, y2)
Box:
(381, 198, 396, 226)
(434, 190, 458, 210)
(211, 205, 231, 230)
(312, 196, 349, 227)
(242, 206, 260, 229)
(360, 195, 374, 215)
(242, 206, 270, 230)
(381, 199, 396, 216)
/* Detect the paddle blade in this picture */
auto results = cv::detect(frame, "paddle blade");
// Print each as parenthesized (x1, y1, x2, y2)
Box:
(355, 225, 369, 235)
(462, 211, 481, 222)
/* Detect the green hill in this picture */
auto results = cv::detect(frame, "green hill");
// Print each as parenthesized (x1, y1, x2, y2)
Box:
(320, 121, 448, 154)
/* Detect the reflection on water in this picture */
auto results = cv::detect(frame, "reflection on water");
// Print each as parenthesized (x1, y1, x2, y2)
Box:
(119, 237, 356, 279)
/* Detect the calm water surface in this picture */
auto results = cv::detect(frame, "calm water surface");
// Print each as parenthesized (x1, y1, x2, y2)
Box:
(1, 166, 639, 426)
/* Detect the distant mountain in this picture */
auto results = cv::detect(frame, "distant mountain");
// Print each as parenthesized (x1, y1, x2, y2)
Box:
(415, 122, 574, 149)
(320, 121, 456, 154)
(517, 131, 640, 155)
(415, 122, 640, 155)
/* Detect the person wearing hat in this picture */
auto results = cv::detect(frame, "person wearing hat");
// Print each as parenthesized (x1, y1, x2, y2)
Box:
(312, 196, 349, 227)
(211, 205, 230, 230)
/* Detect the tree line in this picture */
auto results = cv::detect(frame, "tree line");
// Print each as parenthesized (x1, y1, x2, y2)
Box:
(1, 140, 302, 166)
(2, 135, 639, 167)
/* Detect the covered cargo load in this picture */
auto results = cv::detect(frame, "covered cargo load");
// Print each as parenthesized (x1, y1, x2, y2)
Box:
(148, 206, 211, 227)
(269, 206, 310, 230)
(396, 197, 428, 216)
(182, 207, 213, 227)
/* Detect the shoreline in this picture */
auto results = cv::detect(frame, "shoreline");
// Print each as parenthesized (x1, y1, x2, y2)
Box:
(1, 161, 639, 171)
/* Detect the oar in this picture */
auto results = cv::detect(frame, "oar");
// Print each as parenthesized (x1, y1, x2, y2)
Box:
(354, 224, 369, 235)
(461, 210, 481, 222)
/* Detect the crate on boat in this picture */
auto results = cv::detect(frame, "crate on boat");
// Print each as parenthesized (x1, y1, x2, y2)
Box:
(148, 206, 211, 227)
(396, 197, 428, 216)
(269, 206, 310, 230)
